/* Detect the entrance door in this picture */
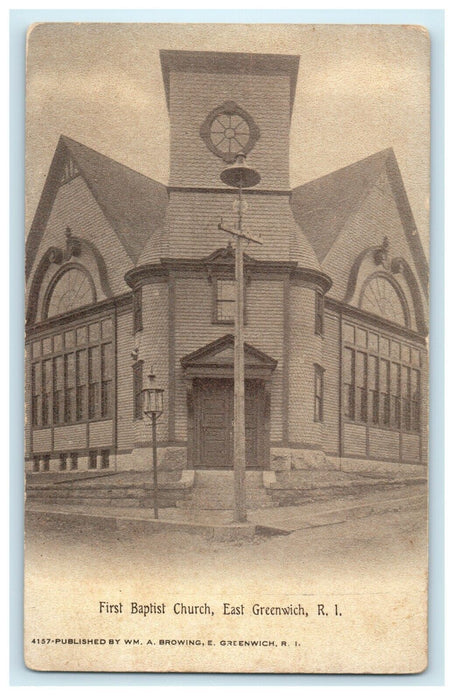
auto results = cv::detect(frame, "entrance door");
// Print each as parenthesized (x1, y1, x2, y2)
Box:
(194, 378, 265, 468)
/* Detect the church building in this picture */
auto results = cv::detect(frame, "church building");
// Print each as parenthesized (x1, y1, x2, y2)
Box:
(25, 50, 429, 490)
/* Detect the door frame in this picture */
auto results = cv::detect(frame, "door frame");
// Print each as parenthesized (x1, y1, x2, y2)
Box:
(191, 377, 268, 469)
(181, 334, 277, 470)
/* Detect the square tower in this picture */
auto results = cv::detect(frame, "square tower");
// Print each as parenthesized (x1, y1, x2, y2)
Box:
(160, 50, 300, 190)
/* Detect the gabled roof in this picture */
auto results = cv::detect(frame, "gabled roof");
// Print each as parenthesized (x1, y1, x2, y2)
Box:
(181, 334, 277, 379)
(26, 136, 168, 278)
(291, 148, 429, 290)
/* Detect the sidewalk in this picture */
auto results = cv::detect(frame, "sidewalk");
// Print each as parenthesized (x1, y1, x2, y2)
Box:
(25, 481, 426, 540)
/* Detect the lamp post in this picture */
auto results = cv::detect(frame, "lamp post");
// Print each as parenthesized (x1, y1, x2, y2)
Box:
(141, 372, 164, 519)
(218, 152, 262, 523)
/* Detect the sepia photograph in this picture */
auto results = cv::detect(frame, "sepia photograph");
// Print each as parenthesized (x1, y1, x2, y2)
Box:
(24, 22, 430, 674)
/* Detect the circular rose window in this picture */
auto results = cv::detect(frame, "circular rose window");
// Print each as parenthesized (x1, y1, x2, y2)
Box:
(209, 113, 251, 158)
(200, 101, 260, 163)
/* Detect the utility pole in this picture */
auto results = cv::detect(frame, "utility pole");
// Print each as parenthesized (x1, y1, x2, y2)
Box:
(219, 153, 261, 522)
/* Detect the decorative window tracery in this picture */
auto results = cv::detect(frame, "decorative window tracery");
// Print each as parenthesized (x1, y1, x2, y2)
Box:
(359, 274, 408, 327)
(200, 101, 260, 163)
(45, 266, 96, 319)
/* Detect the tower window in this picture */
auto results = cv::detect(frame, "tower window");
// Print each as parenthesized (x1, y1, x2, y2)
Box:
(315, 291, 324, 335)
(200, 101, 260, 163)
(314, 365, 324, 422)
(133, 361, 144, 420)
(133, 287, 143, 334)
(215, 279, 235, 323)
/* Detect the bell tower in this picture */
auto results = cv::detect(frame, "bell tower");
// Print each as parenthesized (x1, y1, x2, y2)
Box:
(156, 50, 319, 267)
(160, 50, 299, 190)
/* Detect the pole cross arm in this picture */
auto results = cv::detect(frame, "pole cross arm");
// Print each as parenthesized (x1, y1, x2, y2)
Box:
(218, 221, 263, 245)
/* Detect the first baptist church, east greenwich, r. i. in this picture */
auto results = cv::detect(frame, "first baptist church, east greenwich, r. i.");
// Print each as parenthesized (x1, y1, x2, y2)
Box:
(24, 50, 428, 509)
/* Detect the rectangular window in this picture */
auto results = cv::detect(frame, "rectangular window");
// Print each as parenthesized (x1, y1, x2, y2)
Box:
(42, 454, 50, 472)
(215, 279, 235, 322)
(355, 351, 367, 423)
(59, 453, 67, 471)
(101, 318, 113, 339)
(64, 329, 75, 349)
(390, 362, 401, 429)
(88, 450, 98, 470)
(33, 455, 40, 472)
(53, 356, 64, 424)
(380, 358, 391, 426)
(133, 287, 143, 333)
(88, 322, 100, 344)
(133, 361, 144, 420)
(402, 366, 412, 431)
(30, 318, 116, 427)
(368, 355, 379, 424)
(88, 346, 100, 419)
(314, 365, 324, 421)
(64, 352, 75, 423)
(76, 349, 87, 421)
(315, 292, 324, 335)
(41, 359, 52, 427)
(342, 325, 422, 433)
(101, 449, 110, 470)
(411, 369, 421, 432)
(70, 452, 78, 470)
(42, 337, 52, 355)
(343, 347, 355, 420)
(100, 342, 112, 418)
(31, 362, 40, 427)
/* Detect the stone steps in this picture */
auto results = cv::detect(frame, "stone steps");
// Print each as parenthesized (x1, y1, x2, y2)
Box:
(26, 477, 191, 509)
(178, 470, 274, 510)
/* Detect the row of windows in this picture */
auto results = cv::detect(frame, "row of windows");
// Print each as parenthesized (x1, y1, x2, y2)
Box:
(132, 281, 326, 334)
(32, 449, 110, 472)
(31, 341, 113, 427)
(343, 346, 421, 432)
(31, 318, 113, 359)
(343, 321, 421, 365)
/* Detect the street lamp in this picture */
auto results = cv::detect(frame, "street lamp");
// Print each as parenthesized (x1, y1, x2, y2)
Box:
(141, 370, 164, 519)
(219, 152, 262, 523)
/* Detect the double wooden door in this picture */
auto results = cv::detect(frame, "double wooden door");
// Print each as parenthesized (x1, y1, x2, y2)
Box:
(193, 378, 265, 468)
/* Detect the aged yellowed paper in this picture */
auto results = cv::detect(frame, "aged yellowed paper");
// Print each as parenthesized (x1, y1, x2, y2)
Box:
(24, 23, 429, 673)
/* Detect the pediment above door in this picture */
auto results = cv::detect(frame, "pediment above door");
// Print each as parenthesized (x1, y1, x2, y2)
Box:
(180, 334, 277, 379)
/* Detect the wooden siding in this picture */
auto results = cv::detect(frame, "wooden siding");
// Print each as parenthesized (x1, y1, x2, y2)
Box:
(369, 426, 400, 461)
(174, 276, 284, 443)
(324, 171, 427, 312)
(420, 351, 429, 464)
(169, 71, 291, 190)
(401, 432, 421, 463)
(89, 420, 113, 447)
(322, 311, 340, 454)
(115, 309, 134, 451)
(164, 190, 299, 262)
(344, 423, 367, 456)
(31, 428, 52, 453)
(133, 282, 170, 445)
(27, 176, 132, 308)
(288, 285, 323, 447)
(25, 345, 32, 455)
(54, 424, 86, 452)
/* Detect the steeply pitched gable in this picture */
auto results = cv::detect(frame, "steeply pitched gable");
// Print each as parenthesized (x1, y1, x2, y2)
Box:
(26, 136, 168, 278)
(291, 149, 428, 291)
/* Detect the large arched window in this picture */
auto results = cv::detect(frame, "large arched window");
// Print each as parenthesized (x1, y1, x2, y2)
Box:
(45, 265, 96, 319)
(359, 274, 408, 327)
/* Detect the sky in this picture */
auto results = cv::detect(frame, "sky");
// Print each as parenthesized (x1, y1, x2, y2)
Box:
(26, 22, 431, 256)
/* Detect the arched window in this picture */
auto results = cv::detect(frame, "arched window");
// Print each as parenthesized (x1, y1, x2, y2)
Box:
(359, 274, 408, 327)
(45, 266, 96, 319)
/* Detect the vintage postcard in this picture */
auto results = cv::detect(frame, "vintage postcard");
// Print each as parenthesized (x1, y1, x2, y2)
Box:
(24, 23, 430, 673)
